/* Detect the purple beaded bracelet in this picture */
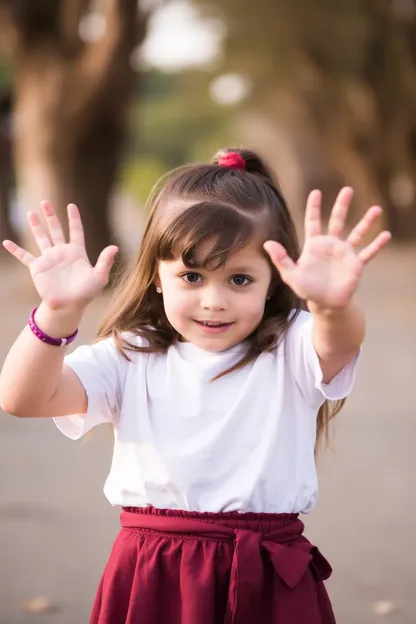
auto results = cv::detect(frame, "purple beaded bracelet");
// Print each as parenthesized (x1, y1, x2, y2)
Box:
(28, 307, 78, 347)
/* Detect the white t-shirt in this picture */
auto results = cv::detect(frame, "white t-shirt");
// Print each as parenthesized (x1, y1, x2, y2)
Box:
(54, 310, 359, 514)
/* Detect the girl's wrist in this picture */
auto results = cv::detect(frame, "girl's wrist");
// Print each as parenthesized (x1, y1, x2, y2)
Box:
(34, 301, 85, 339)
(307, 299, 357, 317)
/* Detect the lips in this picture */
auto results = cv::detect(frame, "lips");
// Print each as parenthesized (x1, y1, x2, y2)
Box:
(194, 320, 234, 334)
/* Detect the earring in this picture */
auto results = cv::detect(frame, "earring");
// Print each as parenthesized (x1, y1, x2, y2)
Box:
(156, 287, 162, 294)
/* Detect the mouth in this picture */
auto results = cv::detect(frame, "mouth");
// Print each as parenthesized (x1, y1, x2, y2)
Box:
(194, 320, 234, 334)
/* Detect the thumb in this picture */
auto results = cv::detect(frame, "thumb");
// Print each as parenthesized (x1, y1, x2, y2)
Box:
(94, 245, 119, 282)
(263, 241, 296, 282)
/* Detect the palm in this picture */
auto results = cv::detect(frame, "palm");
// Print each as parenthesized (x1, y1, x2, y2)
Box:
(2, 202, 118, 309)
(289, 236, 363, 307)
(29, 244, 105, 307)
(264, 187, 391, 309)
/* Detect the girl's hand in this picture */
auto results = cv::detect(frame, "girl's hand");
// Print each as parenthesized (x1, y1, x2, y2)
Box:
(264, 187, 391, 309)
(2, 201, 118, 311)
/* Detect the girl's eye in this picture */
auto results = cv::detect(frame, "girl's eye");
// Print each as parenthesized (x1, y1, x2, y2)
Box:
(231, 274, 252, 287)
(182, 272, 202, 284)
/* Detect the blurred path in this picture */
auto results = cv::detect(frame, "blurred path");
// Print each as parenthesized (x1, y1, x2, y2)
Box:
(0, 233, 415, 623)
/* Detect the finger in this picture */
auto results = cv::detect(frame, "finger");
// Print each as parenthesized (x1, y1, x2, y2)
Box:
(68, 203, 85, 246)
(327, 187, 354, 237)
(304, 190, 322, 239)
(358, 231, 392, 264)
(346, 206, 383, 248)
(27, 211, 52, 252)
(94, 245, 119, 281)
(263, 241, 296, 281)
(40, 200, 66, 245)
(2, 239, 36, 267)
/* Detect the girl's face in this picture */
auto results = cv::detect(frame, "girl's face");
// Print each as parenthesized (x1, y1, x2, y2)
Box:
(157, 238, 272, 352)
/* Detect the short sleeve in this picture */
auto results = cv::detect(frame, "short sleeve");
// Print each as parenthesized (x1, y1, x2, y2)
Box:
(53, 336, 128, 440)
(285, 310, 360, 409)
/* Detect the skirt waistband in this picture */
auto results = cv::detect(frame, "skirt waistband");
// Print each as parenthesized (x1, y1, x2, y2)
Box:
(122, 505, 300, 535)
(121, 507, 332, 623)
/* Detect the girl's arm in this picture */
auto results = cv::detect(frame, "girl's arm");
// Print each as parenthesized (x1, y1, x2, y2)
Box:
(308, 300, 365, 383)
(0, 303, 87, 418)
(264, 187, 390, 384)
(1, 201, 118, 417)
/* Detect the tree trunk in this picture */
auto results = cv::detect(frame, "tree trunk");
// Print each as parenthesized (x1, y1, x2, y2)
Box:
(1, 0, 147, 264)
(13, 67, 125, 264)
(0, 90, 18, 242)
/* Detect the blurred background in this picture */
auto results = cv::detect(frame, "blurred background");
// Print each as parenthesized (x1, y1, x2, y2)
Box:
(0, 0, 415, 622)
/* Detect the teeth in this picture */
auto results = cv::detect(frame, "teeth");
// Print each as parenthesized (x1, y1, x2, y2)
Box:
(200, 321, 223, 326)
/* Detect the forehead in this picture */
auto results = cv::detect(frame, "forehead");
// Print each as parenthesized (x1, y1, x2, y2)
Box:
(189, 237, 268, 269)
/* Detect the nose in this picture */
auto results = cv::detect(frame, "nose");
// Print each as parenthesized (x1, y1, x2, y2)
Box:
(200, 285, 227, 311)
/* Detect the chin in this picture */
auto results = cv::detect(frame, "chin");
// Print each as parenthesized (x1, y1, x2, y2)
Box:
(183, 333, 233, 353)
(175, 321, 256, 352)
(196, 333, 246, 353)
(200, 342, 232, 353)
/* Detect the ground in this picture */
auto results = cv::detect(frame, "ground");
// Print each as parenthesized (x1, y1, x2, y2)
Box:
(0, 244, 415, 624)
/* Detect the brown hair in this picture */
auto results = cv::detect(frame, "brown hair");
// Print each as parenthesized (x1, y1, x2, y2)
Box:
(97, 147, 344, 449)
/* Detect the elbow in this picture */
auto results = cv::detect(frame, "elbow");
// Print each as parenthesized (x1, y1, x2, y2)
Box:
(0, 378, 39, 417)
(0, 399, 27, 417)
(0, 390, 13, 415)
(0, 400, 19, 417)
(0, 380, 14, 414)
(0, 394, 38, 418)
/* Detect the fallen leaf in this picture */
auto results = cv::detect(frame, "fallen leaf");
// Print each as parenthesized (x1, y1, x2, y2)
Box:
(23, 596, 55, 614)
(373, 600, 395, 616)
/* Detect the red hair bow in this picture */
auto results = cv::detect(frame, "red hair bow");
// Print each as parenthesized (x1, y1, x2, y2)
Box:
(218, 152, 246, 170)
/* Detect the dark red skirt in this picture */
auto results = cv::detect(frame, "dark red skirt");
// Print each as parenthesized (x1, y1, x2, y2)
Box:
(90, 506, 335, 624)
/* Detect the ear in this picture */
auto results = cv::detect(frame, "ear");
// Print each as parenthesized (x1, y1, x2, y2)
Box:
(154, 263, 161, 291)
(266, 279, 275, 300)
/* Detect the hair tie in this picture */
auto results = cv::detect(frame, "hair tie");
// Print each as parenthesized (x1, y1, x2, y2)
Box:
(218, 152, 246, 170)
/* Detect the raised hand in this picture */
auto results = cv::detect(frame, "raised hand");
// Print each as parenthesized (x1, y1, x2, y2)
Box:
(2, 201, 118, 310)
(264, 187, 391, 309)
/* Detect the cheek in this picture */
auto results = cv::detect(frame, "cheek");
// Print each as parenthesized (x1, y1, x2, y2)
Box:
(238, 290, 268, 323)
(162, 284, 194, 321)
(243, 299, 266, 321)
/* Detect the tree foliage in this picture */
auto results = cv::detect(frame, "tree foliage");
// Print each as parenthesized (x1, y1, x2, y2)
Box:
(198, 0, 416, 237)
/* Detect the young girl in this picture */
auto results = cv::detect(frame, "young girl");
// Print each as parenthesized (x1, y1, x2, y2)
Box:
(0, 148, 391, 624)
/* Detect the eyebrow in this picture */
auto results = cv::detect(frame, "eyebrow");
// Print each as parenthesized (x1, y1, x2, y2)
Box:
(169, 259, 263, 274)
(226, 266, 258, 274)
